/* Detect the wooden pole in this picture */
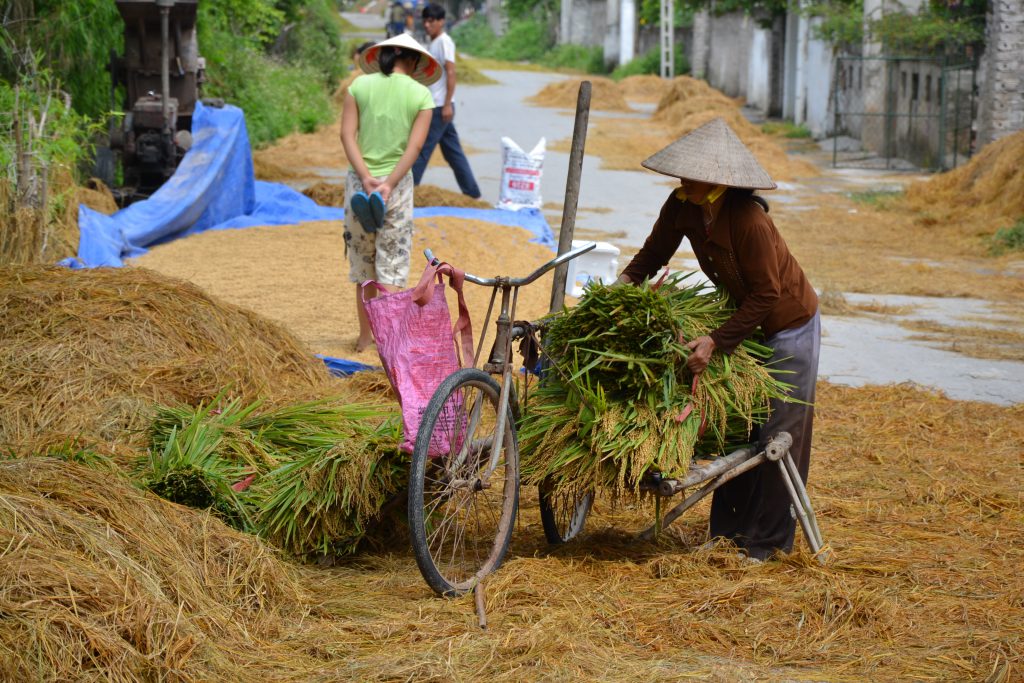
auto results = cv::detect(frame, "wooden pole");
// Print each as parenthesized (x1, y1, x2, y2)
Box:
(548, 80, 591, 314)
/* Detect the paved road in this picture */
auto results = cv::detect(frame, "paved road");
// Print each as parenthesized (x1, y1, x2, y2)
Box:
(339, 17, 1024, 404)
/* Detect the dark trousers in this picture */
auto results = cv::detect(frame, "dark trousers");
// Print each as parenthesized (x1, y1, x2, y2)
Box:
(411, 105, 481, 198)
(709, 311, 821, 560)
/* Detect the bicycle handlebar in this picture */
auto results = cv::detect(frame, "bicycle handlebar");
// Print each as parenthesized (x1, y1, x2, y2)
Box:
(424, 241, 598, 288)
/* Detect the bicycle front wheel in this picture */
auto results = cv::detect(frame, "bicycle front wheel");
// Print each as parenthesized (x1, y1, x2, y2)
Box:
(408, 368, 520, 596)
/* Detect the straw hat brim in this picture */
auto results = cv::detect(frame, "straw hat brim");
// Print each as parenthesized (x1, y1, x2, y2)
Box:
(357, 34, 442, 87)
(641, 117, 777, 190)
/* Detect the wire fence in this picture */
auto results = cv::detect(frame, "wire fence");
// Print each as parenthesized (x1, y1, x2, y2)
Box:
(832, 55, 977, 170)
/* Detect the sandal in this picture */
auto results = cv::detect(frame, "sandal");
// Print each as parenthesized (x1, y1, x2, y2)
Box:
(368, 191, 386, 229)
(349, 191, 377, 233)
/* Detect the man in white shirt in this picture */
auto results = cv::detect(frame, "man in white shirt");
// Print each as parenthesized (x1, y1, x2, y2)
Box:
(411, 3, 481, 198)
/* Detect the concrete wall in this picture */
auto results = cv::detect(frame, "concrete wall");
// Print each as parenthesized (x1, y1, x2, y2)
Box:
(695, 11, 782, 120)
(559, 0, 609, 48)
(781, 13, 834, 137)
(977, 0, 1024, 144)
(705, 13, 752, 98)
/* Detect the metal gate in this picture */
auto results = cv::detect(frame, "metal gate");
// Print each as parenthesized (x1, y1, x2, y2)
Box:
(832, 55, 977, 170)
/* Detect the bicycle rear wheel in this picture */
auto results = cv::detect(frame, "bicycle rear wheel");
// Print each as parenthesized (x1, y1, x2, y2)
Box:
(538, 479, 593, 544)
(408, 368, 519, 596)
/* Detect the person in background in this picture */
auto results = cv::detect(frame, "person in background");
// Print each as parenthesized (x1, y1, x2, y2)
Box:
(341, 34, 439, 352)
(410, 3, 481, 199)
(386, 0, 406, 37)
(617, 117, 820, 563)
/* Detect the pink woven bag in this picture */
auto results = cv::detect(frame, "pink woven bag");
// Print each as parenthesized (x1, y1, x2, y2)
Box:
(362, 260, 475, 454)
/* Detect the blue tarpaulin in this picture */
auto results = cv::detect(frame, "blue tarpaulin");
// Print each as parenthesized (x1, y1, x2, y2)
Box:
(63, 100, 556, 374)
(65, 100, 553, 269)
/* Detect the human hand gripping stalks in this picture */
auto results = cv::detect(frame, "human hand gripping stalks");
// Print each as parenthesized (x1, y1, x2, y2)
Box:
(518, 273, 794, 508)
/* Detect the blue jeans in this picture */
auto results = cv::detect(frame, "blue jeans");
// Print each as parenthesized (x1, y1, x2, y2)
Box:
(412, 105, 481, 198)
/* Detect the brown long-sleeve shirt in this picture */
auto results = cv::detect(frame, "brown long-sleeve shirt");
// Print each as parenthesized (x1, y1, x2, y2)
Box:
(622, 189, 818, 353)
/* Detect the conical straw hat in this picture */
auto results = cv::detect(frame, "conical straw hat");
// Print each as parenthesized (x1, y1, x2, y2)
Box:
(358, 33, 442, 87)
(641, 117, 777, 190)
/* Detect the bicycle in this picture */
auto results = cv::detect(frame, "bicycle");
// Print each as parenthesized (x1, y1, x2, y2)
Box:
(407, 242, 597, 596)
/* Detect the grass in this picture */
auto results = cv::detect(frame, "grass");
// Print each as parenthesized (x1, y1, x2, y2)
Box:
(988, 218, 1024, 255)
(847, 188, 904, 208)
(761, 120, 813, 139)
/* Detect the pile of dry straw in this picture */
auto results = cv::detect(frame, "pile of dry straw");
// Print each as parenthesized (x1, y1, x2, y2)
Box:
(0, 265, 340, 458)
(2, 256, 1022, 678)
(542, 76, 818, 181)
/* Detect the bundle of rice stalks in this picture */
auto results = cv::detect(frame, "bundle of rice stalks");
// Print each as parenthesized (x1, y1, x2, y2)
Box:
(0, 266, 332, 458)
(143, 397, 269, 531)
(248, 400, 405, 557)
(519, 275, 791, 498)
(147, 395, 405, 557)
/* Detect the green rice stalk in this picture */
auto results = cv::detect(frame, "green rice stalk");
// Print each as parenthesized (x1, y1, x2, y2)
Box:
(145, 393, 404, 555)
(520, 274, 794, 499)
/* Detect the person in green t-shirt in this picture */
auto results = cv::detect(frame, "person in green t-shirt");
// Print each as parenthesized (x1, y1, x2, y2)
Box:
(341, 33, 440, 352)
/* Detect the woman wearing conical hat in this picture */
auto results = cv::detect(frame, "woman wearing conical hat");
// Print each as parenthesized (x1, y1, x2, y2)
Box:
(618, 118, 820, 562)
(342, 33, 440, 352)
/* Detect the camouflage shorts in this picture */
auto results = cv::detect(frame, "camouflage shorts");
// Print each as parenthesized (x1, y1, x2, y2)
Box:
(343, 170, 414, 286)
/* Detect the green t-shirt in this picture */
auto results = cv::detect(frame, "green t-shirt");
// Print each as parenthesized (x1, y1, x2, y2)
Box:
(349, 72, 434, 177)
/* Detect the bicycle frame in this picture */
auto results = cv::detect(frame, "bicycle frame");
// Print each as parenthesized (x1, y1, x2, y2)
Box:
(424, 243, 597, 482)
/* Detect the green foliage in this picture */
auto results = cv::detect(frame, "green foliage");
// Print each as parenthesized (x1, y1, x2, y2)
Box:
(989, 219, 1024, 256)
(542, 44, 606, 73)
(0, 68, 97, 181)
(762, 120, 812, 138)
(453, 16, 608, 73)
(807, 0, 864, 47)
(639, 0, 698, 29)
(199, 0, 287, 49)
(493, 18, 554, 62)
(197, 0, 339, 146)
(707, 0, 788, 25)
(449, 15, 497, 57)
(611, 44, 690, 79)
(273, 0, 351, 89)
(0, 1, 122, 119)
(504, 0, 559, 21)
(868, 0, 985, 55)
(848, 188, 902, 208)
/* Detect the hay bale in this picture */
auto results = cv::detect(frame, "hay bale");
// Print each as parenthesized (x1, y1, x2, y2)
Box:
(0, 266, 332, 457)
(529, 77, 632, 112)
(554, 76, 817, 180)
(456, 59, 498, 85)
(0, 167, 80, 266)
(0, 457, 322, 680)
(655, 76, 738, 112)
(413, 184, 491, 208)
(301, 182, 490, 209)
(903, 129, 1024, 226)
(618, 74, 672, 103)
(303, 181, 346, 207)
(253, 154, 305, 181)
(76, 178, 118, 215)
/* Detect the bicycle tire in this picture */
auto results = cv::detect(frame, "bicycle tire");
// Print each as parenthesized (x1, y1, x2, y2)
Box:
(538, 478, 593, 544)
(408, 368, 519, 596)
